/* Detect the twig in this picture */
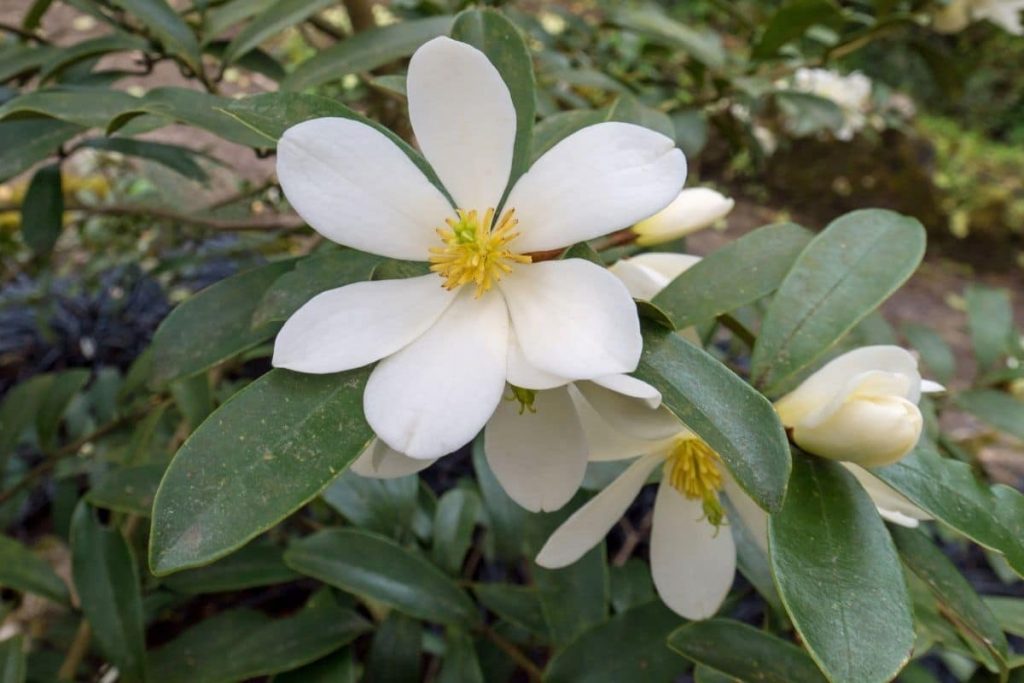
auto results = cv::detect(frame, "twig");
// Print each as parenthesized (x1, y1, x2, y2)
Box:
(477, 623, 543, 682)
(0, 202, 304, 231)
(717, 313, 757, 349)
(612, 512, 653, 566)
(57, 621, 91, 680)
(342, 0, 376, 33)
(308, 14, 346, 41)
(0, 21, 49, 44)
(592, 228, 637, 252)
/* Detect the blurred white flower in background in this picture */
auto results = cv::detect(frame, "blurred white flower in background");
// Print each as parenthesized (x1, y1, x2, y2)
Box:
(933, 0, 1024, 34)
(788, 68, 873, 141)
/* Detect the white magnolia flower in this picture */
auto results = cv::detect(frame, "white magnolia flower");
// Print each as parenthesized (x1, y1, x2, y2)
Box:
(631, 188, 735, 247)
(933, 0, 1024, 34)
(776, 346, 945, 468)
(786, 68, 873, 141)
(272, 37, 686, 459)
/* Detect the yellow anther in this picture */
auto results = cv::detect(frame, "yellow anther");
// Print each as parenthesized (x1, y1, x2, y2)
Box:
(665, 437, 727, 527)
(428, 207, 531, 297)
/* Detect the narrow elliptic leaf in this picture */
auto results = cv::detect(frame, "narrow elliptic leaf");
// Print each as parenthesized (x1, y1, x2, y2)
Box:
(272, 648, 358, 683)
(472, 437, 528, 561)
(0, 636, 25, 683)
(86, 463, 165, 517)
(769, 454, 914, 683)
(0, 535, 70, 606)
(365, 613, 421, 683)
(753, 0, 842, 59)
(533, 544, 608, 648)
(0, 375, 54, 467)
(151, 259, 296, 383)
(608, 559, 655, 614)
(965, 284, 1015, 374)
(35, 368, 89, 452)
(610, 7, 725, 68)
(438, 628, 484, 683)
(667, 619, 827, 683)
(873, 444, 1024, 577)
(70, 503, 147, 683)
(148, 602, 370, 683)
(80, 137, 208, 181)
(432, 488, 481, 575)
(651, 222, 814, 329)
(282, 16, 454, 91)
(0, 89, 140, 129)
(149, 368, 373, 574)
(752, 209, 926, 395)
(955, 390, 1024, 441)
(636, 324, 790, 512)
(285, 529, 479, 627)
(452, 8, 535, 188)
(984, 596, 1024, 638)
(162, 540, 299, 594)
(0, 42, 55, 82)
(891, 526, 1009, 665)
(19, 163, 62, 255)
(531, 110, 606, 163)
(472, 583, 548, 638)
(222, 0, 334, 64)
(901, 322, 957, 385)
(0, 119, 83, 183)
(545, 602, 686, 682)
(37, 33, 148, 83)
(111, 0, 202, 72)
(203, 0, 278, 40)
(321, 471, 419, 539)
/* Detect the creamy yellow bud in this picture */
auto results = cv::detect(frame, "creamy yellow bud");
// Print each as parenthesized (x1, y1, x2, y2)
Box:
(631, 188, 734, 246)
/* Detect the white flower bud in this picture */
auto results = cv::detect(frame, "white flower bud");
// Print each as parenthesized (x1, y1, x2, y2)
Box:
(631, 188, 734, 246)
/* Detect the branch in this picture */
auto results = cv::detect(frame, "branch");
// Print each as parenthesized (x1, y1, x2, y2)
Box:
(477, 623, 544, 682)
(342, 0, 376, 33)
(0, 202, 305, 231)
(0, 21, 49, 44)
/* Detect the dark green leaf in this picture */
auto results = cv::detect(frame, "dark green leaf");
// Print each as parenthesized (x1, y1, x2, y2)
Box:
(769, 454, 914, 683)
(221, 0, 334, 64)
(433, 488, 481, 574)
(652, 222, 813, 329)
(202, 0, 277, 40)
(0, 88, 139, 129)
(751, 209, 926, 395)
(285, 528, 479, 627)
(546, 602, 685, 682)
(272, 648, 358, 683)
(472, 437, 527, 561)
(532, 110, 606, 163)
(0, 118, 81, 183)
(984, 596, 1024, 638)
(636, 325, 790, 512)
(35, 368, 89, 451)
(321, 471, 419, 539)
(22, 0, 54, 30)
(671, 109, 708, 158)
(111, 0, 202, 71)
(534, 543, 608, 647)
(149, 368, 373, 574)
(20, 163, 63, 256)
(70, 503, 147, 683)
(282, 16, 454, 91)
(86, 463, 165, 517)
(162, 540, 299, 594)
(608, 559, 655, 614)
(955, 390, 1024, 441)
(753, 0, 842, 59)
(610, 7, 725, 69)
(81, 137, 208, 181)
(0, 535, 70, 606)
(38, 34, 148, 83)
(607, 94, 675, 139)
(965, 285, 1015, 374)
(438, 628, 484, 683)
(473, 583, 548, 638)
(902, 323, 956, 385)
(0, 375, 57, 470)
(0, 43, 56, 82)
(365, 613, 421, 683)
(0, 636, 25, 683)
(667, 619, 827, 682)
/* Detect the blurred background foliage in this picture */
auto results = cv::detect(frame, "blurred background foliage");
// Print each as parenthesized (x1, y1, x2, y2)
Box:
(0, 0, 1022, 681)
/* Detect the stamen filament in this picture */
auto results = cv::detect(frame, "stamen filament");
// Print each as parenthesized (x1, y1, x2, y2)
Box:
(429, 207, 530, 297)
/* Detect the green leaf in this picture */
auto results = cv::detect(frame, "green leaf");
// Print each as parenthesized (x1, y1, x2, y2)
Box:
(610, 7, 725, 69)
(0, 88, 140, 129)
(19, 163, 63, 256)
(636, 325, 790, 512)
(221, 0, 334, 64)
(955, 390, 1024, 441)
(472, 436, 528, 561)
(608, 559, 655, 614)
(0, 374, 58, 470)
(432, 488, 481, 574)
(652, 222, 813, 329)
(253, 250, 382, 327)
(321, 471, 419, 539)
(753, 0, 841, 59)
(891, 526, 1008, 666)
(151, 259, 295, 383)
(202, 0, 277, 41)
(751, 209, 926, 395)
(0, 636, 25, 683)
(37, 34, 148, 83)
(35, 368, 89, 451)
(984, 596, 1024, 638)
(282, 16, 454, 91)
(438, 628, 484, 683)
(149, 368, 373, 574)
(80, 137, 208, 181)
(70, 503, 147, 683)
(768, 454, 914, 683)
(111, 0, 203, 72)
(22, 0, 54, 31)
(0, 43, 56, 82)
(671, 109, 708, 158)
(472, 583, 548, 638)
(873, 444, 1024, 577)
(965, 285, 1015, 374)
(534, 543, 608, 647)
(162, 540, 299, 594)
(774, 91, 846, 137)
(667, 619, 827, 682)
(0, 118, 81, 183)
(272, 648, 358, 683)
(86, 463, 165, 516)
(607, 94, 675, 140)
(284, 528, 479, 627)
(532, 110, 606, 163)
(148, 602, 370, 683)
(545, 601, 685, 682)
(901, 323, 956, 385)
(452, 8, 535, 189)
(0, 535, 70, 606)
(365, 613, 421, 683)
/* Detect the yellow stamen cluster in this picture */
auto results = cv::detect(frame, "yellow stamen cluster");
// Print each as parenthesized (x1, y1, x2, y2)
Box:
(665, 438, 727, 527)
(429, 208, 531, 297)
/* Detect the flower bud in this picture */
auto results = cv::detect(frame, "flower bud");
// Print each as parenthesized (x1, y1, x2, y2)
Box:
(631, 188, 734, 246)
(932, 0, 971, 33)
(775, 346, 931, 468)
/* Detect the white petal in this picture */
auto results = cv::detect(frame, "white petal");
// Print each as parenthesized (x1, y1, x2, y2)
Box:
(570, 388, 675, 461)
(364, 289, 509, 459)
(633, 188, 734, 246)
(483, 387, 588, 512)
(609, 253, 702, 301)
(277, 117, 451, 259)
(507, 122, 686, 252)
(624, 252, 703, 283)
(506, 328, 570, 390)
(650, 482, 736, 620)
(407, 36, 514, 211)
(576, 379, 681, 439)
(499, 259, 642, 380)
(844, 463, 932, 524)
(272, 275, 454, 374)
(535, 452, 664, 568)
(921, 379, 946, 394)
(350, 439, 438, 479)
(589, 374, 662, 409)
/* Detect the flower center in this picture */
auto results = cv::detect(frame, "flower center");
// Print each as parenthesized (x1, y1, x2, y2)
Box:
(665, 437, 726, 527)
(428, 208, 531, 297)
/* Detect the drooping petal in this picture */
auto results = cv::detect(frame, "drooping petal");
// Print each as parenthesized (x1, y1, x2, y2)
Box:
(575, 379, 681, 440)
(650, 482, 736, 620)
(570, 388, 675, 461)
(350, 439, 438, 479)
(364, 289, 509, 459)
(506, 328, 570, 390)
(588, 374, 662, 409)
(484, 387, 588, 512)
(844, 463, 932, 526)
(277, 117, 451, 259)
(406, 36, 515, 212)
(535, 452, 664, 568)
(499, 259, 642, 380)
(272, 275, 454, 374)
(507, 122, 686, 252)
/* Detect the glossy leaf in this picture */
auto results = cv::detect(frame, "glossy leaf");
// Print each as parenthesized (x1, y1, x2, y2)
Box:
(222, 0, 333, 64)
(667, 619, 827, 683)
(0, 636, 25, 683)
(0, 535, 70, 606)
(162, 540, 299, 594)
(151, 259, 295, 383)
(651, 222, 814, 329)
(285, 528, 479, 627)
(769, 454, 914, 683)
(86, 463, 165, 517)
(322, 471, 419, 539)
(751, 209, 926, 395)
(70, 503, 147, 683)
(111, 0, 203, 72)
(19, 163, 63, 256)
(432, 488, 481, 574)
(149, 367, 374, 574)
(965, 284, 1015, 373)
(954, 390, 1024, 442)
(636, 325, 790, 512)
(472, 583, 548, 638)
(545, 602, 685, 682)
